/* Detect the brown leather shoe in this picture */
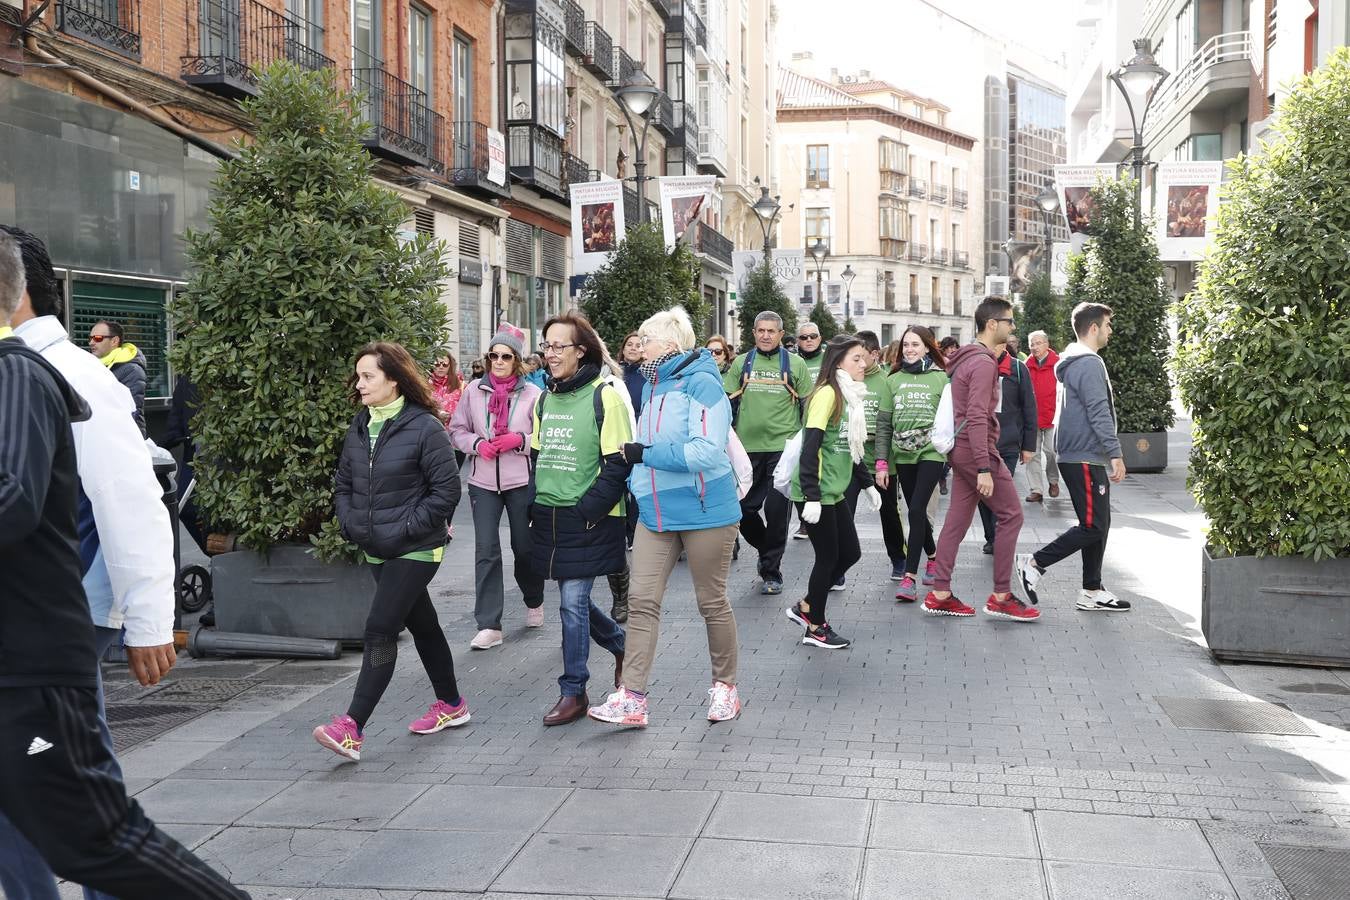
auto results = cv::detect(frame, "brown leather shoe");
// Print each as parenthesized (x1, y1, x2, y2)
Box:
(1048, 483, 1060, 498)
(614, 652, 624, 688)
(1025, 492, 1043, 503)
(543, 693, 588, 726)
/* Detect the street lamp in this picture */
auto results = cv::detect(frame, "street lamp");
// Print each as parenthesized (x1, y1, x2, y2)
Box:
(1035, 185, 1061, 276)
(615, 71, 662, 224)
(809, 238, 829, 310)
(1108, 38, 1169, 229)
(841, 264, 856, 322)
(751, 180, 782, 253)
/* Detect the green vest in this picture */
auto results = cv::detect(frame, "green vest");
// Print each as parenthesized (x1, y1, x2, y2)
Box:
(861, 366, 893, 468)
(791, 388, 854, 505)
(887, 368, 949, 465)
(533, 378, 605, 508)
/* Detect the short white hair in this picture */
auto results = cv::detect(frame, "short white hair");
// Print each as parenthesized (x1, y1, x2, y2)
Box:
(1027, 330, 1048, 343)
(0, 233, 23, 318)
(639, 305, 696, 351)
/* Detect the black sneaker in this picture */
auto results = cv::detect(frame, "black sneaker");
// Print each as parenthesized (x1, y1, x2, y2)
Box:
(792, 526, 810, 541)
(890, 562, 906, 581)
(761, 579, 783, 595)
(784, 602, 809, 628)
(830, 576, 846, 592)
(802, 623, 850, 649)
(981, 541, 994, 555)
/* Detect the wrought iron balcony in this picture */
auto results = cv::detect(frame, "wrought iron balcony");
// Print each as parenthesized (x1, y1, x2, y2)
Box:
(932, 248, 949, 265)
(908, 179, 927, 199)
(562, 150, 592, 198)
(509, 123, 565, 201)
(431, 119, 510, 199)
(611, 47, 640, 86)
(696, 222, 733, 267)
(952, 188, 968, 208)
(583, 22, 615, 80)
(563, 0, 586, 57)
(350, 66, 431, 167)
(665, 100, 698, 148)
(907, 243, 928, 262)
(953, 250, 970, 269)
(182, 0, 333, 99)
(57, 0, 141, 59)
(651, 92, 676, 138)
(930, 184, 949, 204)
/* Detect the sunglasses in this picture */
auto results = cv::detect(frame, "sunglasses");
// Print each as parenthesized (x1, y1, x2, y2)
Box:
(487, 351, 515, 361)
(89, 334, 111, 343)
(797, 333, 820, 340)
(708, 347, 726, 355)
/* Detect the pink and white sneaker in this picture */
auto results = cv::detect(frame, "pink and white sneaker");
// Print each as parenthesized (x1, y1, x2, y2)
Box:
(409, 698, 471, 734)
(313, 714, 363, 761)
(922, 560, 939, 585)
(707, 681, 742, 722)
(525, 606, 544, 628)
(587, 688, 649, 727)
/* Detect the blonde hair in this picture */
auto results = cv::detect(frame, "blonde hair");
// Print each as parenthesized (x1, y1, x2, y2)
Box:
(639, 305, 697, 351)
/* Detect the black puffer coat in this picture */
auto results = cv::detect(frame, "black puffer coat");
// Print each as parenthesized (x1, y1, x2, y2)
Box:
(334, 402, 461, 559)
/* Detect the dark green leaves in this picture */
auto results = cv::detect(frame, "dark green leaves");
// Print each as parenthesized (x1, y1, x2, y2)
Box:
(580, 223, 708, 353)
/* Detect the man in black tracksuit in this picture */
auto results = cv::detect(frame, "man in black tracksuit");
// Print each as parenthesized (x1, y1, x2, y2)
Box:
(0, 240, 246, 898)
(978, 343, 1038, 553)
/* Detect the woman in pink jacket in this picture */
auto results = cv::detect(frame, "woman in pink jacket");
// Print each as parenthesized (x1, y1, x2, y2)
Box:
(449, 325, 545, 650)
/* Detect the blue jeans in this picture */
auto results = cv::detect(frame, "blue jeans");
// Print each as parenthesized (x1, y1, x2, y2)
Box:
(0, 627, 123, 900)
(557, 578, 625, 697)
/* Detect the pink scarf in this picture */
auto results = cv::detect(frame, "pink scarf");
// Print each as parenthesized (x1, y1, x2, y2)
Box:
(486, 373, 518, 436)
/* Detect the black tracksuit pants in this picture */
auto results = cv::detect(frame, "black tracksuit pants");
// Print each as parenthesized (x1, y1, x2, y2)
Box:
(796, 500, 862, 623)
(739, 450, 790, 582)
(0, 685, 247, 899)
(1034, 462, 1112, 590)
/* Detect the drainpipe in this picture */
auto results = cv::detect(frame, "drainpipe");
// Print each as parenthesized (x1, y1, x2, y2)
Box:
(24, 36, 237, 162)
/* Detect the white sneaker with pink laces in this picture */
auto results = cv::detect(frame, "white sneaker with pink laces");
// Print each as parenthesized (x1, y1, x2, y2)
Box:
(587, 688, 648, 727)
(707, 681, 741, 722)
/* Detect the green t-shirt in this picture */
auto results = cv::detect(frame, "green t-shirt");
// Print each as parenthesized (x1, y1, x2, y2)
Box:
(530, 377, 631, 514)
(363, 396, 445, 565)
(800, 351, 824, 383)
(861, 365, 893, 469)
(722, 349, 814, 453)
(791, 388, 854, 505)
(887, 368, 949, 465)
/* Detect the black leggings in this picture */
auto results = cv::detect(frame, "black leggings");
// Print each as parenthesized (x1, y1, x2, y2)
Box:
(896, 460, 943, 576)
(797, 500, 861, 624)
(348, 558, 460, 730)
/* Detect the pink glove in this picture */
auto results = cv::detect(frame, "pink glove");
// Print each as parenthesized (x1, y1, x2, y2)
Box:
(492, 431, 525, 453)
(477, 439, 500, 461)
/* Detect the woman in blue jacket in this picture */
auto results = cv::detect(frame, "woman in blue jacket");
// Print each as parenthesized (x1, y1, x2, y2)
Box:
(587, 307, 742, 728)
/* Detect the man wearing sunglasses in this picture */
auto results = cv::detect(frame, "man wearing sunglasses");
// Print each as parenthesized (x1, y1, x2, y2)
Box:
(795, 325, 825, 381)
(88, 320, 147, 436)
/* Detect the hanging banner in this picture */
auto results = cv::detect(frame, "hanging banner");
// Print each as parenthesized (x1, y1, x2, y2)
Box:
(1053, 164, 1119, 238)
(569, 178, 625, 275)
(1155, 161, 1224, 262)
(486, 129, 507, 186)
(657, 175, 718, 249)
(731, 250, 806, 307)
(1050, 242, 1072, 291)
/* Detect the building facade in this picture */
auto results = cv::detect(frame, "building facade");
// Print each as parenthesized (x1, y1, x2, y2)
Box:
(776, 64, 978, 346)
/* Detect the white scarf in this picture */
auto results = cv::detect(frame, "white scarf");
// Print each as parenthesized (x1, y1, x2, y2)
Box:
(835, 370, 870, 463)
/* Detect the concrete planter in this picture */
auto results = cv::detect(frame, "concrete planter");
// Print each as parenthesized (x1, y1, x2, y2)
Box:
(1201, 546, 1350, 667)
(1120, 432, 1167, 473)
(212, 545, 372, 643)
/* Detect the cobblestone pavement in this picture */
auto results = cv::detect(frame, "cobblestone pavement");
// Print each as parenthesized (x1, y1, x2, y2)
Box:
(79, 422, 1350, 898)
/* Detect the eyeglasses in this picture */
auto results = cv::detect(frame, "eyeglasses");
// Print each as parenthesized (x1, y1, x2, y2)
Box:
(540, 342, 576, 355)
(797, 333, 820, 340)
(487, 351, 515, 362)
(89, 334, 111, 343)
(992, 317, 1015, 325)
(708, 347, 726, 356)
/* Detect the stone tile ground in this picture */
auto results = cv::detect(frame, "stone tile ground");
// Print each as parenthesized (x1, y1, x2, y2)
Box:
(76, 422, 1350, 898)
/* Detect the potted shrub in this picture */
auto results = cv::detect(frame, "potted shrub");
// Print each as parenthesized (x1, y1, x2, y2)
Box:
(1175, 48, 1350, 666)
(1064, 177, 1174, 472)
(171, 63, 450, 641)
(581, 222, 706, 352)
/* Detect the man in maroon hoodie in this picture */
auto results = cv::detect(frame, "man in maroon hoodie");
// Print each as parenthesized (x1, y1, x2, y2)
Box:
(924, 297, 1039, 621)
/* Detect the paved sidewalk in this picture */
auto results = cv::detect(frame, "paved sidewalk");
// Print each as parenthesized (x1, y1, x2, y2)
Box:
(80, 421, 1350, 898)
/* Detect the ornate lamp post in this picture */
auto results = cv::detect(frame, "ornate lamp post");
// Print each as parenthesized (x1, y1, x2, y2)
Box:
(1108, 38, 1169, 229)
(1036, 185, 1062, 275)
(615, 71, 661, 224)
(751, 181, 782, 252)
(809, 238, 829, 310)
(841, 263, 856, 322)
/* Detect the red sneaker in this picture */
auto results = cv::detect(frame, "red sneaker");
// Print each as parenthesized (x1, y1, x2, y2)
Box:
(984, 594, 1041, 622)
(922, 592, 975, 617)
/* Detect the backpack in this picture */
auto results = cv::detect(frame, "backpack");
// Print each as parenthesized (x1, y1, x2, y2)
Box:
(728, 347, 798, 423)
(932, 384, 968, 454)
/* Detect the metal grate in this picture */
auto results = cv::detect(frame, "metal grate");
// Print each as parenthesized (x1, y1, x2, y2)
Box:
(413, 207, 435, 236)
(106, 703, 206, 752)
(538, 231, 566, 281)
(1259, 844, 1350, 899)
(144, 677, 257, 704)
(504, 219, 534, 273)
(1154, 696, 1316, 735)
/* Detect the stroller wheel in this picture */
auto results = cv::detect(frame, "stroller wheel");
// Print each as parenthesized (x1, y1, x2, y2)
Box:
(177, 564, 213, 613)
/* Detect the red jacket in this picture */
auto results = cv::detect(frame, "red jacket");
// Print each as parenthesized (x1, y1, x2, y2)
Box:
(1025, 349, 1060, 430)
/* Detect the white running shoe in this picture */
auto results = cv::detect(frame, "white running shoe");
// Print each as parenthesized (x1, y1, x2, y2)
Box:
(707, 681, 742, 722)
(470, 629, 503, 650)
(1077, 588, 1131, 612)
(1016, 553, 1044, 606)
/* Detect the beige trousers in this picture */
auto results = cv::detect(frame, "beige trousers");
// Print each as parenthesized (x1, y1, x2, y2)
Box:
(622, 522, 740, 694)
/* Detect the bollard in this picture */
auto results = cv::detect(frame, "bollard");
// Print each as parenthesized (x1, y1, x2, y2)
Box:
(187, 626, 342, 660)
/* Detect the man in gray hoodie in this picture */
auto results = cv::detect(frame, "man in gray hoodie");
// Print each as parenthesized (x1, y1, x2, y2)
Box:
(1017, 302, 1130, 612)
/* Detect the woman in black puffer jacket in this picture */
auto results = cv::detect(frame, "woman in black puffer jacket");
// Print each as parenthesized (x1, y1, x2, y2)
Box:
(313, 341, 465, 763)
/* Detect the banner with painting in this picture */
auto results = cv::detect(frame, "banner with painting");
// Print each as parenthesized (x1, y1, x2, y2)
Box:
(1155, 161, 1224, 262)
(569, 178, 625, 275)
(658, 176, 718, 249)
(1053, 164, 1119, 245)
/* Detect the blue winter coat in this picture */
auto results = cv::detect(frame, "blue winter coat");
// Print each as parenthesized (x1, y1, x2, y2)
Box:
(628, 349, 741, 532)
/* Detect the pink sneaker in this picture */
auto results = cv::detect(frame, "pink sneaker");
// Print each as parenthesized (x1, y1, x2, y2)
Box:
(409, 698, 471, 734)
(587, 688, 649, 727)
(895, 575, 918, 602)
(525, 606, 544, 628)
(313, 714, 363, 761)
(923, 560, 939, 585)
(707, 681, 742, 722)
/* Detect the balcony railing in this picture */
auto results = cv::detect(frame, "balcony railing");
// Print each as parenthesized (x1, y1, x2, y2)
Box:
(696, 222, 734, 267)
(563, 0, 586, 57)
(652, 92, 676, 138)
(431, 120, 510, 198)
(932, 248, 949, 265)
(930, 184, 949, 204)
(953, 250, 970, 269)
(58, 0, 141, 59)
(562, 150, 591, 198)
(583, 22, 615, 80)
(669, 100, 698, 148)
(351, 65, 431, 166)
(1149, 31, 1253, 125)
(509, 123, 564, 200)
(611, 46, 640, 86)
(621, 187, 660, 228)
(908, 179, 927, 199)
(952, 188, 968, 208)
(183, 0, 333, 99)
(907, 243, 928, 262)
